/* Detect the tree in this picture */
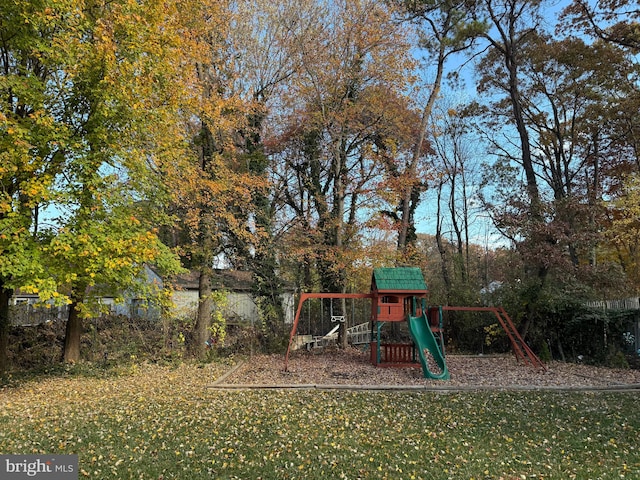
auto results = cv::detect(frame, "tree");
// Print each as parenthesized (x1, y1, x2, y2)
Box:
(391, 0, 484, 253)
(222, 0, 322, 347)
(473, 0, 546, 219)
(158, 0, 268, 359)
(1, 0, 215, 366)
(0, 0, 74, 371)
(606, 175, 640, 286)
(467, 0, 595, 338)
(269, 0, 418, 345)
(477, 28, 638, 271)
(520, 36, 636, 269)
(465, 0, 640, 342)
(430, 99, 483, 295)
(46, 207, 182, 363)
(562, 0, 640, 51)
(468, 2, 567, 338)
(47, 0, 197, 363)
(561, 0, 640, 290)
(172, 147, 262, 358)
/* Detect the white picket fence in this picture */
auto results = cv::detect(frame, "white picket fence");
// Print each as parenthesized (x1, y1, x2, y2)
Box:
(585, 297, 640, 353)
(585, 297, 640, 311)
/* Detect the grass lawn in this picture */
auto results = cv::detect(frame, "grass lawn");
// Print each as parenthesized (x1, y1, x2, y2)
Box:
(1, 362, 638, 479)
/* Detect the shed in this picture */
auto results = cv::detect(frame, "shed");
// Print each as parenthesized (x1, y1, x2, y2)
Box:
(171, 269, 295, 325)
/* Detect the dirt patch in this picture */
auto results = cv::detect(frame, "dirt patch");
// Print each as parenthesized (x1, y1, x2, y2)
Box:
(221, 347, 640, 388)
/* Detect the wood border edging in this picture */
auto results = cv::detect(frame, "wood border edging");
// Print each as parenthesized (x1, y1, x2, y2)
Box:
(206, 383, 640, 393)
(210, 360, 247, 386)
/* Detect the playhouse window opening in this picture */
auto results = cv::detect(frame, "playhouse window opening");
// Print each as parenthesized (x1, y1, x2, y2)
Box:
(381, 295, 400, 304)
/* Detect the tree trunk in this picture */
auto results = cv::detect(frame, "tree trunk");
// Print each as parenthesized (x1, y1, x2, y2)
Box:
(557, 338, 566, 362)
(449, 172, 467, 283)
(62, 298, 83, 363)
(435, 180, 452, 294)
(0, 284, 12, 373)
(483, 0, 542, 216)
(190, 269, 213, 359)
(398, 46, 445, 251)
(508, 64, 541, 215)
(252, 251, 285, 339)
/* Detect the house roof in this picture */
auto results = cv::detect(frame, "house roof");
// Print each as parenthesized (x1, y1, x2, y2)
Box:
(371, 267, 427, 292)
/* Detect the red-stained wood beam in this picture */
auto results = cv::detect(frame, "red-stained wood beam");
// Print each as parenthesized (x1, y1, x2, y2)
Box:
(284, 293, 373, 371)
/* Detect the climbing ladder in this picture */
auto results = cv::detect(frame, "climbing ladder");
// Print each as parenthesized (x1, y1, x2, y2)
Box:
(297, 322, 372, 350)
(427, 306, 446, 355)
(347, 322, 372, 345)
(442, 306, 546, 370)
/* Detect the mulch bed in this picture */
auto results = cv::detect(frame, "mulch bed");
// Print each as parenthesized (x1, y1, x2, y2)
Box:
(217, 347, 640, 389)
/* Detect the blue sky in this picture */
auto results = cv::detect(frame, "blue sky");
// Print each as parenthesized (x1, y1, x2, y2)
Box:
(413, 0, 578, 249)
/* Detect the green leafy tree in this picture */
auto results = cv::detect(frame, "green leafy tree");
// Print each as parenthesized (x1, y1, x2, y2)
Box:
(52, 0, 203, 363)
(1, 0, 208, 366)
(0, 0, 73, 371)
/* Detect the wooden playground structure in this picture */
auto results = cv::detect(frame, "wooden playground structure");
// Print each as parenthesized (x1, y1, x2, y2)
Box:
(285, 267, 544, 380)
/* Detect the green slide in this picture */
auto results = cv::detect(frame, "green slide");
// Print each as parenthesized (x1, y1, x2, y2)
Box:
(407, 313, 450, 380)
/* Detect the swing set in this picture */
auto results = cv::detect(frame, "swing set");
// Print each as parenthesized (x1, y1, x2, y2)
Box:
(285, 267, 544, 380)
(288, 293, 372, 350)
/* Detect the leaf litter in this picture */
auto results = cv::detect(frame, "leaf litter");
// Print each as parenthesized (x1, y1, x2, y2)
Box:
(1, 357, 639, 479)
(224, 347, 640, 388)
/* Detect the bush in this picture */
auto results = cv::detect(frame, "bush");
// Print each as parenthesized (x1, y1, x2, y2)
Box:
(539, 341, 552, 363)
(606, 349, 629, 369)
(6, 314, 187, 374)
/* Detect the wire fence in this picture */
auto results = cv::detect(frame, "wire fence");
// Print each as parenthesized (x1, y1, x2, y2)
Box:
(9, 304, 70, 327)
(8, 303, 160, 327)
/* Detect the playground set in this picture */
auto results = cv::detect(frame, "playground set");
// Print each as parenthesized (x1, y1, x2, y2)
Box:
(285, 267, 544, 380)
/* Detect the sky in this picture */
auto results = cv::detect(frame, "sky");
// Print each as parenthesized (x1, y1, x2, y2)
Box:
(413, 0, 577, 249)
